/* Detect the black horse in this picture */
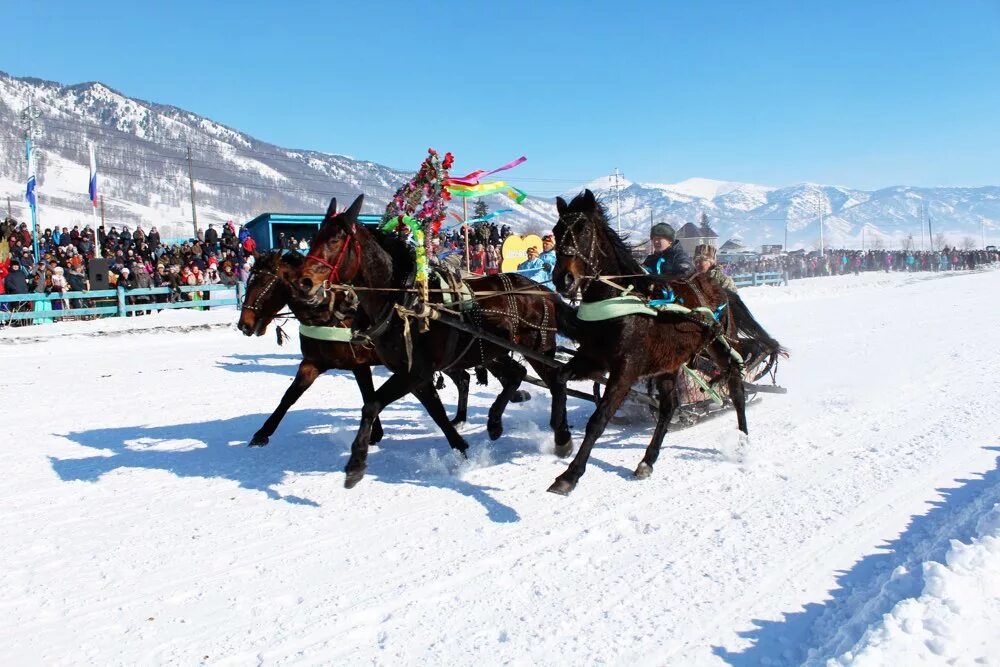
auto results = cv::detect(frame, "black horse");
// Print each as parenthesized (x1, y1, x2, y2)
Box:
(297, 195, 577, 488)
(237, 249, 475, 447)
(547, 189, 783, 494)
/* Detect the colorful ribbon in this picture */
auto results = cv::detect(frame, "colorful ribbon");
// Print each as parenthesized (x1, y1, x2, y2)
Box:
(444, 156, 527, 187)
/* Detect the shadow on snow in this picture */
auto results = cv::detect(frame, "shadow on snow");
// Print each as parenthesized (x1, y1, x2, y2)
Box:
(713, 445, 1000, 665)
(50, 403, 563, 523)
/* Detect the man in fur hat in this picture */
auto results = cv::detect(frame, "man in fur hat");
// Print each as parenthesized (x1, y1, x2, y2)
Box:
(693, 244, 736, 292)
(642, 222, 692, 277)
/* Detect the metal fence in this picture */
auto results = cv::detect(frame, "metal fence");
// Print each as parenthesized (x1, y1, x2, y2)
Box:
(0, 284, 245, 324)
(731, 271, 787, 288)
(2, 273, 786, 325)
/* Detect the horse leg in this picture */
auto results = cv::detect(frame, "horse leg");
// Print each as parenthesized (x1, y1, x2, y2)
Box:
(352, 365, 383, 445)
(485, 355, 527, 441)
(527, 357, 573, 458)
(635, 372, 680, 479)
(708, 343, 749, 435)
(410, 382, 471, 456)
(344, 371, 416, 489)
(445, 369, 470, 428)
(250, 360, 323, 447)
(548, 369, 634, 496)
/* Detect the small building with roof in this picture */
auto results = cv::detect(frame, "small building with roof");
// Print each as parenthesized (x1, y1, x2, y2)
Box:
(243, 212, 383, 251)
(675, 215, 719, 256)
(717, 237, 758, 263)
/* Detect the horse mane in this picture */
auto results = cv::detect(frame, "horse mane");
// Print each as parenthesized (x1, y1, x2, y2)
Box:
(365, 225, 416, 286)
(279, 249, 305, 269)
(567, 191, 645, 275)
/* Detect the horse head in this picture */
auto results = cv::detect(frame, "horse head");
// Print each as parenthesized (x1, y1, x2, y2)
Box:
(552, 189, 605, 297)
(237, 250, 302, 336)
(298, 194, 365, 304)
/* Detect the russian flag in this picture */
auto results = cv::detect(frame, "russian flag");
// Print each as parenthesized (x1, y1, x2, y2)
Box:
(25, 139, 36, 212)
(88, 142, 98, 208)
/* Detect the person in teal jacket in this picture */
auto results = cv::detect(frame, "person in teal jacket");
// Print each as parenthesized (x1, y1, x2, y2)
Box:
(517, 246, 553, 289)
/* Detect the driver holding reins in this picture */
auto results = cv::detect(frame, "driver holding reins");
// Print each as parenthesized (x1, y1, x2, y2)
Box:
(642, 222, 693, 278)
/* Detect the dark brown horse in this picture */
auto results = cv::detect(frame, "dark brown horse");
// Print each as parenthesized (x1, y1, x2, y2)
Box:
(547, 189, 780, 494)
(236, 249, 475, 448)
(297, 195, 577, 488)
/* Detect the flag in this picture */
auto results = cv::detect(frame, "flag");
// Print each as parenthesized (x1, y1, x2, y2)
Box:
(88, 142, 98, 207)
(25, 139, 36, 212)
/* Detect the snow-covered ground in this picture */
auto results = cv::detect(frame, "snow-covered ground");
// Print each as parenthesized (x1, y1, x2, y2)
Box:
(2, 269, 998, 665)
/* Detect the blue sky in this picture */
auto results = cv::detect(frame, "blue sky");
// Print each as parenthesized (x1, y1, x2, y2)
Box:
(3, 1, 998, 193)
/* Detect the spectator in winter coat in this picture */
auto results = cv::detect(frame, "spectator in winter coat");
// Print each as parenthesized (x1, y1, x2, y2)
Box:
(4, 259, 29, 294)
(517, 246, 553, 288)
(204, 224, 219, 248)
(147, 226, 161, 250)
(469, 244, 487, 275)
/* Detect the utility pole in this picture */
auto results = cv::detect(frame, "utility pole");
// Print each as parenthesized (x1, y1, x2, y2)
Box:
(919, 202, 925, 251)
(21, 98, 42, 260)
(817, 193, 824, 254)
(187, 145, 199, 238)
(926, 203, 934, 251)
(611, 168, 623, 235)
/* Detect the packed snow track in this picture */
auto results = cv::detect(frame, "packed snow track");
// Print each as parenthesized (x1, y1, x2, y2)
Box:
(2, 270, 998, 665)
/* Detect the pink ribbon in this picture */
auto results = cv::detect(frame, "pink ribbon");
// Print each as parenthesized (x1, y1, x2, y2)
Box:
(444, 156, 527, 187)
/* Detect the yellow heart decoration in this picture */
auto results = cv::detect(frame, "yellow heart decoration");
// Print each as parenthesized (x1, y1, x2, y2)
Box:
(500, 234, 543, 273)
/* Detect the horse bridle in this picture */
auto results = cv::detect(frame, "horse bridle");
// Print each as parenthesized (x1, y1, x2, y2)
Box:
(556, 211, 605, 295)
(304, 223, 362, 288)
(243, 266, 284, 314)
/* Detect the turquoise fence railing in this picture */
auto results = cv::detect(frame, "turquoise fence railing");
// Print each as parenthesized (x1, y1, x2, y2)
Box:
(731, 271, 787, 288)
(0, 283, 245, 323)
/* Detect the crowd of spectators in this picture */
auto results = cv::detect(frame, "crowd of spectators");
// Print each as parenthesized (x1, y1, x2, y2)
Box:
(719, 248, 999, 280)
(1, 215, 257, 322)
(5, 210, 997, 326)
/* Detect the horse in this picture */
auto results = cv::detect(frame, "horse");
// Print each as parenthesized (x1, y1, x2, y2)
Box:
(297, 195, 577, 489)
(547, 189, 782, 495)
(236, 249, 476, 448)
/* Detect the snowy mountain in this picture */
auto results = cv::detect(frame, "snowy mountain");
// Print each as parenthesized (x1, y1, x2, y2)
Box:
(574, 177, 1000, 251)
(0, 71, 553, 240)
(1, 70, 997, 249)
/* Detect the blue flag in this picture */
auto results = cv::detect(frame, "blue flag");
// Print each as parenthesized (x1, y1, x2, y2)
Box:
(25, 139, 36, 211)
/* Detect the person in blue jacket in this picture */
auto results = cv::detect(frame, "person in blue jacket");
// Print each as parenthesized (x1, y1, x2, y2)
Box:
(642, 222, 693, 278)
(517, 246, 553, 288)
(539, 234, 557, 274)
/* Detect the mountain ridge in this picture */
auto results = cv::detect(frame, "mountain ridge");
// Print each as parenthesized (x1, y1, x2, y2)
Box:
(1, 71, 997, 249)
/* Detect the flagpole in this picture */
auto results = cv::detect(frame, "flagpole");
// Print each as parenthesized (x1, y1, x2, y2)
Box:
(26, 138, 40, 261)
(89, 142, 102, 258)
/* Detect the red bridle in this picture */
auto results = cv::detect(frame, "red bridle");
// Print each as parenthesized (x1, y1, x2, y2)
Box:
(304, 225, 362, 284)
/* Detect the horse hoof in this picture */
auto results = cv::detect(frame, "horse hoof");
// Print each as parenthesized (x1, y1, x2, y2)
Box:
(248, 434, 269, 447)
(554, 432, 573, 458)
(510, 389, 531, 403)
(450, 418, 466, 430)
(554, 441, 574, 458)
(547, 477, 576, 496)
(344, 467, 367, 489)
(634, 462, 653, 480)
(487, 420, 503, 441)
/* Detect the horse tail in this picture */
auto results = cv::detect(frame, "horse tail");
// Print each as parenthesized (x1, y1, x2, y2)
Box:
(726, 289, 787, 380)
(554, 297, 582, 341)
